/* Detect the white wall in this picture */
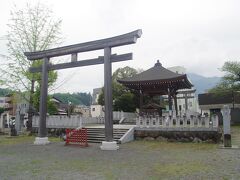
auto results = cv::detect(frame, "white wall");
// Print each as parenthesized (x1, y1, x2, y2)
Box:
(0, 97, 8, 108)
(90, 105, 104, 117)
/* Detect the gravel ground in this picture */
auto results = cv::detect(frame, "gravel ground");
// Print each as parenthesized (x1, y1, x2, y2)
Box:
(0, 127, 240, 180)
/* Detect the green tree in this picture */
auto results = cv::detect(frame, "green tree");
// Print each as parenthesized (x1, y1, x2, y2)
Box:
(0, 107, 5, 115)
(0, 2, 61, 93)
(98, 66, 139, 112)
(114, 92, 138, 112)
(48, 100, 58, 115)
(209, 61, 240, 108)
(33, 87, 58, 115)
(209, 61, 240, 93)
(112, 66, 138, 82)
(0, 2, 62, 130)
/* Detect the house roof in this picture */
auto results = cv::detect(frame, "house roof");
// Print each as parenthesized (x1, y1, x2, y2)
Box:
(118, 60, 193, 93)
(142, 102, 165, 110)
(198, 92, 240, 105)
(51, 96, 64, 103)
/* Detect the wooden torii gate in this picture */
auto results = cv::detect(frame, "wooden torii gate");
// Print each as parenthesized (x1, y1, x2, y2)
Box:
(24, 30, 142, 150)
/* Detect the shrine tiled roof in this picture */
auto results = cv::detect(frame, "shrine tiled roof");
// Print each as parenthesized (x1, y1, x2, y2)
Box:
(118, 60, 193, 91)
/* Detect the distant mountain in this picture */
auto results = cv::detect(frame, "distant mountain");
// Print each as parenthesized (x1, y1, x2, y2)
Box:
(187, 73, 221, 94)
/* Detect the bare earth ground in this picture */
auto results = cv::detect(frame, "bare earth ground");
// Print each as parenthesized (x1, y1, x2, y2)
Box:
(0, 127, 240, 180)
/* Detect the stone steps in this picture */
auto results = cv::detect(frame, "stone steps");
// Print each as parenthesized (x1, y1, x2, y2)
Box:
(86, 128, 129, 143)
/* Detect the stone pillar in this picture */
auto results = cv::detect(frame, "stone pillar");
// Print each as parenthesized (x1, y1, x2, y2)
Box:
(221, 105, 231, 147)
(0, 114, 3, 129)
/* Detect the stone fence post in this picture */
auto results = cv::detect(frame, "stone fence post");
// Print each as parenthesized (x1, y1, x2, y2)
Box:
(221, 105, 231, 147)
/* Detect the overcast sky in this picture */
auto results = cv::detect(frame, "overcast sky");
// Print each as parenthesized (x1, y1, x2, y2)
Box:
(1, 0, 240, 93)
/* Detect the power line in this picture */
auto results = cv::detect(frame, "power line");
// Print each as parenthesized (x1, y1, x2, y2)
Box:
(49, 69, 78, 92)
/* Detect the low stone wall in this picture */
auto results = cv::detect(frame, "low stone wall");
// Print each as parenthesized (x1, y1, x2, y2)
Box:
(134, 129, 222, 143)
(31, 127, 66, 137)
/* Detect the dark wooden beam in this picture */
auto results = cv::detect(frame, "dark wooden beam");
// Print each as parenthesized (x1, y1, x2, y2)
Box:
(173, 94, 178, 115)
(163, 96, 194, 100)
(29, 53, 133, 73)
(168, 88, 173, 111)
(104, 47, 113, 142)
(177, 89, 196, 94)
(140, 90, 143, 114)
(176, 96, 195, 99)
(39, 57, 49, 137)
(24, 30, 142, 60)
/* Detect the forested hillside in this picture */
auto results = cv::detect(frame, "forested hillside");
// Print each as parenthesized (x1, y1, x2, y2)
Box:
(53, 92, 92, 106)
(0, 88, 12, 96)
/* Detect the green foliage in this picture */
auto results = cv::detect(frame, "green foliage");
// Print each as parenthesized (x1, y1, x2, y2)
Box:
(98, 66, 139, 112)
(114, 92, 138, 112)
(0, 88, 12, 96)
(32, 87, 57, 115)
(112, 66, 138, 82)
(209, 61, 240, 94)
(222, 61, 240, 84)
(98, 88, 104, 105)
(0, 107, 5, 115)
(0, 2, 62, 102)
(53, 92, 91, 106)
(48, 100, 58, 115)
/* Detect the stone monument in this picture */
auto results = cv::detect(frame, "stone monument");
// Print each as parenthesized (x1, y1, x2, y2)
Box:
(221, 105, 231, 147)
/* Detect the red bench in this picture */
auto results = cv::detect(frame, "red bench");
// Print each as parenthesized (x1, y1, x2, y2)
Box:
(65, 128, 88, 147)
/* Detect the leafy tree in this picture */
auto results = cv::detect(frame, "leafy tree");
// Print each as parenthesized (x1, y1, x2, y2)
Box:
(112, 66, 138, 82)
(0, 2, 61, 94)
(209, 61, 240, 93)
(0, 107, 5, 115)
(98, 66, 139, 112)
(48, 100, 58, 115)
(209, 61, 240, 108)
(0, 88, 12, 96)
(0, 2, 62, 130)
(33, 87, 58, 115)
(97, 88, 104, 105)
(114, 92, 138, 112)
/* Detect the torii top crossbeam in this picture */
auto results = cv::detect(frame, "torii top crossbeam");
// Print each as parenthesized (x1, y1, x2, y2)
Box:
(24, 30, 142, 60)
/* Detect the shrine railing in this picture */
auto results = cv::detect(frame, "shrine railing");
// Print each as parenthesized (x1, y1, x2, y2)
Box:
(32, 115, 107, 129)
(32, 115, 82, 128)
(136, 114, 219, 129)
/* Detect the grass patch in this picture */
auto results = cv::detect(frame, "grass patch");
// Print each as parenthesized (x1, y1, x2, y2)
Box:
(130, 140, 217, 151)
(0, 135, 34, 145)
(64, 159, 92, 171)
(0, 135, 62, 146)
(153, 161, 210, 177)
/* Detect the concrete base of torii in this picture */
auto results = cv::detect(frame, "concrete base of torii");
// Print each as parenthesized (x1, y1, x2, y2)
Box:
(100, 141, 119, 150)
(34, 137, 50, 145)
